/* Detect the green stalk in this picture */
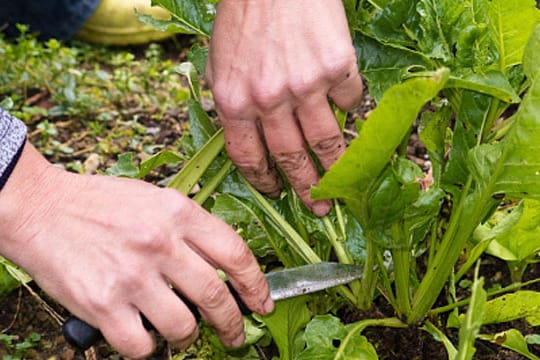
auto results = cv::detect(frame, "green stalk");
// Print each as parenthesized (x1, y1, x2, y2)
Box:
(192, 159, 233, 205)
(322, 216, 361, 300)
(167, 129, 224, 194)
(409, 177, 474, 323)
(243, 178, 321, 265)
(392, 223, 411, 317)
(429, 277, 540, 316)
(358, 233, 377, 310)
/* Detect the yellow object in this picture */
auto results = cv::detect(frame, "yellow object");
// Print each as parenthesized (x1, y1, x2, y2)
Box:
(76, 0, 172, 45)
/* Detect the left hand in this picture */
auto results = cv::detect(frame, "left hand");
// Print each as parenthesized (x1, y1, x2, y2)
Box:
(206, 0, 363, 216)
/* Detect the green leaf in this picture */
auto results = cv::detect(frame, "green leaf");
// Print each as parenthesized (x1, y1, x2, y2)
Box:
(447, 71, 521, 103)
(455, 270, 486, 360)
(211, 194, 275, 258)
(175, 62, 201, 101)
(141, 0, 215, 37)
(354, 34, 430, 101)
(479, 329, 540, 360)
(138, 150, 183, 179)
(524, 25, 540, 80)
(105, 152, 139, 178)
(487, 0, 540, 70)
(187, 44, 208, 77)
(480, 200, 540, 262)
(481, 291, 540, 327)
(297, 315, 378, 360)
(259, 296, 311, 360)
(423, 321, 458, 359)
(0, 259, 20, 298)
(313, 69, 449, 222)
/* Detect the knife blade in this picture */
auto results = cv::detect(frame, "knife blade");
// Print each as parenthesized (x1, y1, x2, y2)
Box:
(62, 262, 363, 350)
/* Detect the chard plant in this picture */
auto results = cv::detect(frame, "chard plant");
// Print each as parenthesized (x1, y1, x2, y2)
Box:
(133, 0, 540, 358)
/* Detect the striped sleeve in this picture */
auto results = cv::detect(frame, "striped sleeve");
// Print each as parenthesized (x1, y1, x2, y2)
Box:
(0, 108, 27, 190)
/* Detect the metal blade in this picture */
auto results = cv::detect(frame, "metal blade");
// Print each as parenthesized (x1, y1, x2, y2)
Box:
(265, 262, 363, 301)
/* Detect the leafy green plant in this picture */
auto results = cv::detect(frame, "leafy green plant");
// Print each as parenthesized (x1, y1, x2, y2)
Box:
(0, 332, 41, 360)
(134, 0, 540, 358)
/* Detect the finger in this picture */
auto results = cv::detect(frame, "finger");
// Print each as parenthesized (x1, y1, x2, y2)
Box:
(135, 279, 199, 350)
(328, 66, 363, 111)
(99, 306, 155, 359)
(296, 95, 346, 170)
(164, 243, 245, 348)
(221, 115, 283, 197)
(260, 106, 332, 216)
(177, 204, 273, 316)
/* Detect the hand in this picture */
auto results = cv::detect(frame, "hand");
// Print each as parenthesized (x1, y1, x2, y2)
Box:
(0, 143, 273, 358)
(207, 0, 363, 216)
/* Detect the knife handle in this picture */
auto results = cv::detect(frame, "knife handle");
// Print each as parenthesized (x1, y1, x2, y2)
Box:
(62, 282, 251, 351)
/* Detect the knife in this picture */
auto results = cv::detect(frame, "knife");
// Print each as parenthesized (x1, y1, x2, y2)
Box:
(62, 262, 363, 350)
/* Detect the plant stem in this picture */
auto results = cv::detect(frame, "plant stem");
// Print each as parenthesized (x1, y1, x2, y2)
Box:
(192, 159, 233, 205)
(392, 224, 411, 316)
(409, 177, 474, 323)
(428, 277, 540, 315)
(359, 233, 377, 310)
(243, 178, 322, 265)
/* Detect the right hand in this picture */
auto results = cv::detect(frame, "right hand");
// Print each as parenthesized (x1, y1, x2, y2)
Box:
(0, 143, 273, 358)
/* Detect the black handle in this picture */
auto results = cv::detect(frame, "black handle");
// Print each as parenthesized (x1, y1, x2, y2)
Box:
(62, 282, 250, 351)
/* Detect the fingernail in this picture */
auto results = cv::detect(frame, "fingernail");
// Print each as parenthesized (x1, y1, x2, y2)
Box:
(231, 333, 245, 348)
(263, 297, 275, 314)
(312, 201, 331, 217)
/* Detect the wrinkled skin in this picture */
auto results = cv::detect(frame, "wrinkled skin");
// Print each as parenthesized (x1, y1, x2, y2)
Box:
(207, 0, 363, 216)
(0, 143, 272, 358)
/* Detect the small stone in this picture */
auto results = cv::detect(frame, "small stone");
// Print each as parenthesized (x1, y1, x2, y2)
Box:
(84, 153, 101, 174)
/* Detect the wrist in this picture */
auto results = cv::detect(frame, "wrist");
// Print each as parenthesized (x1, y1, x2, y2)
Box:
(0, 142, 64, 262)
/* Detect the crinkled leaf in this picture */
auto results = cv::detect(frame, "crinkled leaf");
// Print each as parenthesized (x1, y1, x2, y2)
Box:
(441, 120, 478, 195)
(414, 0, 465, 62)
(418, 105, 451, 183)
(481, 291, 540, 327)
(313, 69, 449, 222)
(354, 34, 430, 101)
(211, 194, 275, 258)
(187, 44, 208, 77)
(487, 0, 540, 69)
(297, 315, 378, 360)
(363, 0, 418, 48)
(143, 0, 215, 36)
(259, 296, 311, 360)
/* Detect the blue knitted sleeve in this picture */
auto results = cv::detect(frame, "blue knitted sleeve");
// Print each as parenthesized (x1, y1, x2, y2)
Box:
(0, 108, 27, 190)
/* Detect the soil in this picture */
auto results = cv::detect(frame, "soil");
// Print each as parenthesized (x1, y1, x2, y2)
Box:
(1, 37, 540, 360)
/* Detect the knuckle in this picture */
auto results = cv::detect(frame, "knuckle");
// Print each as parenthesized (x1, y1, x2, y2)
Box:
(274, 150, 311, 175)
(229, 240, 255, 269)
(133, 225, 171, 253)
(251, 82, 286, 110)
(289, 73, 321, 98)
(311, 135, 345, 168)
(213, 86, 251, 118)
(201, 279, 229, 310)
(323, 52, 357, 78)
